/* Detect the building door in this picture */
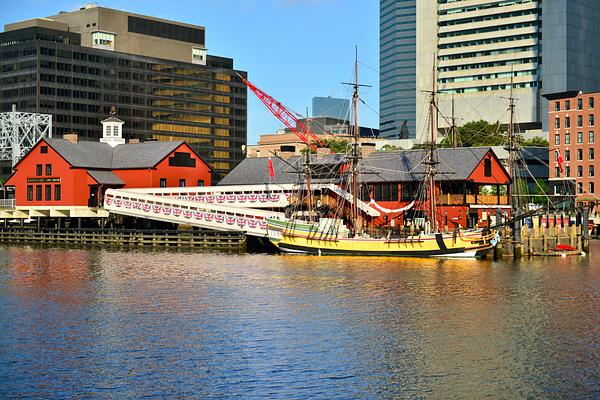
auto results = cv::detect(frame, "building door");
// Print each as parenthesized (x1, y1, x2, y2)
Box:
(88, 187, 98, 207)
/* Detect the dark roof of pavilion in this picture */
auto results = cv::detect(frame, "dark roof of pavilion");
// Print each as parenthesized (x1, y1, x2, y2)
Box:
(219, 147, 500, 186)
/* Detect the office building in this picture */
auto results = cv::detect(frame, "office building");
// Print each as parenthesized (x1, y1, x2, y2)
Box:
(312, 96, 350, 120)
(380, 1, 600, 143)
(0, 5, 247, 181)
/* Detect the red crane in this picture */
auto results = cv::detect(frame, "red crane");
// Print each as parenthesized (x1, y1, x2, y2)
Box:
(237, 73, 326, 147)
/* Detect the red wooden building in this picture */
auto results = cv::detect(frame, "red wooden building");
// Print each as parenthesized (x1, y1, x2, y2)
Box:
(3, 117, 212, 220)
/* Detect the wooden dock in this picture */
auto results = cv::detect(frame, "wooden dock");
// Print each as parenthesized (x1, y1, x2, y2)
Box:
(0, 227, 246, 251)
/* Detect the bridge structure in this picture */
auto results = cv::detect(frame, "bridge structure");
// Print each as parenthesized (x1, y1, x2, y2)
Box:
(104, 184, 380, 237)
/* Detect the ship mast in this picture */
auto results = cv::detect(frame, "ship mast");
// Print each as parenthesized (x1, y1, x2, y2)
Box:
(506, 72, 521, 238)
(425, 57, 440, 232)
(343, 46, 370, 236)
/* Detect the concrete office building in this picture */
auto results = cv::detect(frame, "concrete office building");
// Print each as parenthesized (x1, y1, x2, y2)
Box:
(0, 4, 247, 180)
(380, 0, 600, 143)
(312, 96, 350, 120)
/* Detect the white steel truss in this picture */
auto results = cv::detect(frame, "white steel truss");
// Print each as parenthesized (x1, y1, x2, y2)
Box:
(0, 105, 52, 166)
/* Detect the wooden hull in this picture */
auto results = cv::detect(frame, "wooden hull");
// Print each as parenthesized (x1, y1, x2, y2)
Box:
(267, 218, 494, 259)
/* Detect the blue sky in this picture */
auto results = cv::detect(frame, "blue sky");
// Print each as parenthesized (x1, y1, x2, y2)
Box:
(1, 0, 380, 144)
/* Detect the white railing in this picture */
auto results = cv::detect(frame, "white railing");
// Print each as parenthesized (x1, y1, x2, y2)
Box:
(104, 189, 284, 237)
(0, 199, 15, 208)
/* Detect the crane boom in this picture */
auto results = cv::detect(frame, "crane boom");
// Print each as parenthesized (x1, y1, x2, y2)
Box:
(237, 74, 325, 146)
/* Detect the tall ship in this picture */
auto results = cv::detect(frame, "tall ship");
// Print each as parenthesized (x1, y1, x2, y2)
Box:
(258, 53, 498, 258)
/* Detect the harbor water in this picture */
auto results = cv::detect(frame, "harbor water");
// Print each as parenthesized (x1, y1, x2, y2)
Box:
(1, 243, 599, 399)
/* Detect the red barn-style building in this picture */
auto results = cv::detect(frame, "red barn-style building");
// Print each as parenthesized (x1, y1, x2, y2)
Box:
(3, 116, 211, 221)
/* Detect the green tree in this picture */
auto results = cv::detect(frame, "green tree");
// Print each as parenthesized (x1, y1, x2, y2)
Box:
(380, 144, 401, 151)
(322, 138, 350, 154)
(521, 136, 549, 147)
(440, 120, 504, 147)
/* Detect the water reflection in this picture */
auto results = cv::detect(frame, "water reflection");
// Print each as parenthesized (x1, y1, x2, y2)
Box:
(1, 245, 599, 398)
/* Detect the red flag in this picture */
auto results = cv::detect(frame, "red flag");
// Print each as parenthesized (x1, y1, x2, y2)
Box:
(556, 150, 564, 174)
(268, 157, 275, 178)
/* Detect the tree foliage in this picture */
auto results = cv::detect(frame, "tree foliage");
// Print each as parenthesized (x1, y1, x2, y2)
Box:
(438, 120, 549, 148)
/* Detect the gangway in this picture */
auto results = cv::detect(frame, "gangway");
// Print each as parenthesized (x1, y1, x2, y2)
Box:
(104, 184, 379, 237)
(104, 189, 284, 237)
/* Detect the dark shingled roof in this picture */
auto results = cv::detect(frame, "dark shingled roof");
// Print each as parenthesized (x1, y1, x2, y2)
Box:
(44, 138, 182, 169)
(87, 170, 125, 186)
(219, 147, 498, 186)
(361, 147, 493, 182)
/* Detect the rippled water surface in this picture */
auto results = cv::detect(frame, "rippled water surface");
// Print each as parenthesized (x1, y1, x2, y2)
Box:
(1, 243, 599, 399)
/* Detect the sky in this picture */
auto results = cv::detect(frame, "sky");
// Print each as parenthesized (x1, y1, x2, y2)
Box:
(1, 0, 380, 145)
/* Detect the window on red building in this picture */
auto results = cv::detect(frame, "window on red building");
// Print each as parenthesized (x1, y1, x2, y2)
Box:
(179, 179, 186, 187)
(160, 178, 167, 187)
(566, 100, 571, 110)
(36, 164, 42, 176)
(555, 118, 560, 129)
(565, 132, 570, 144)
(590, 182, 595, 194)
(484, 158, 492, 177)
(45, 164, 52, 175)
(578, 98, 583, 110)
(35, 185, 42, 201)
(590, 131, 595, 143)
(577, 115, 582, 127)
(566, 166, 571, 177)
(54, 185, 61, 201)
(577, 149, 583, 160)
(565, 116, 571, 128)
(197, 180, 204, 187)
(40, 146, 48, 154)
(577, 182, 583, 194)
(590, 98, 595, 109)
(590, 115, 595, 126)
(565, 150, 571, 161)
(45, 185, 51, 201)
(590, 165, 595, 177)
(590, 148, 595, 160)
(577, 132, 583, 144)
(555, 134, 560, 145)
(577, 166, 583, 177)
(555, 101, 560, 111)
(27, 185, 33, 201)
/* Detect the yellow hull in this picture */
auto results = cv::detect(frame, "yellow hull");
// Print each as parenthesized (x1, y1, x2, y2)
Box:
(267, 219, 494, 258)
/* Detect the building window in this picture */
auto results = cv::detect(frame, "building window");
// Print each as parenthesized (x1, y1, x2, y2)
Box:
(197, 179, 204, 187)
(577, 115, 582, 127)
(590, 182, 595, 194)
(590, 97, 595, 109)
(36, 164, 42, 176)
(590, 148, 595, 160)
(565, 132, 570, 144)
(577, 182, 583, 194)
(565, 150, 570, 161)
(179, 179, 186, 187)
(54, 185, 61, 201)
(45, 164, 52, 175)
(578, 98, 583, 110)
(589, 165, 595, 177)
(555, 134, 560, 145)
(192, 47, 206, 65)
(577, 165, 583, 177)
(169, 152, 196, 167)
(590, 131, 595, 143)
(565, 100, 571, 110)
(577, 132, 583, 144)
(106, 126, 112, 135)
(40, 145, 48, 154)
(577, 149, 583, 160)
(35, 185, 42, 201)
(555, 167, 560, 177)
(114, 125, 119, 135)
(484, 158, 492, 177)
(372, 183, 399, 201)
(566, 166, 571, 177)
(555, 101, 560, 111)
(92, 31, 115, 50)
(555, 118, 560, 129)
(590, 115, 595, 126)
(27, 185, 33, 201)
(565, 116, 571, 128)
(160, 178, 167, 187)
(45, 185, 51, 201)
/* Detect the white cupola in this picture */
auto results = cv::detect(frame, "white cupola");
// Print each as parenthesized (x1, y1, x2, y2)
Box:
(100, 116, 125, 147)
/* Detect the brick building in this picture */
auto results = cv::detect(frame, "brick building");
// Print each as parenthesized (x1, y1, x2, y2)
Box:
(546, 91, 598, 198)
